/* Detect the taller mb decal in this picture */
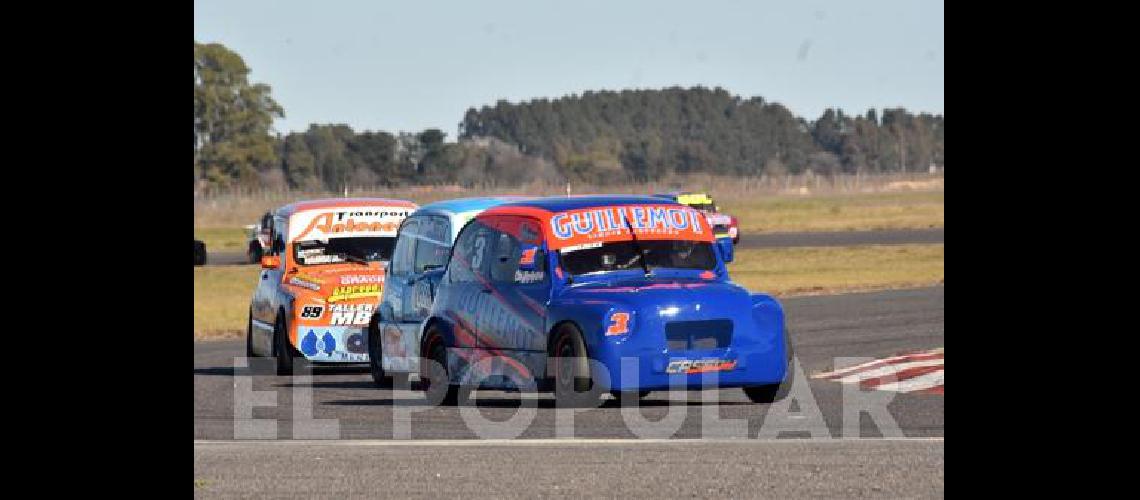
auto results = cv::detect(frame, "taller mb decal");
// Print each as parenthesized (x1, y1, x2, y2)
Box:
(245, 198, 416, 375)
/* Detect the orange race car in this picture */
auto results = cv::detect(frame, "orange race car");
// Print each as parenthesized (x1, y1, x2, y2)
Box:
(245, 198, 417, 375)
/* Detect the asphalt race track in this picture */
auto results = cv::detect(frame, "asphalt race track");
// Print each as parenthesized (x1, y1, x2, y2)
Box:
(194, 286, 944, 497)
(202, 228, 945, 267)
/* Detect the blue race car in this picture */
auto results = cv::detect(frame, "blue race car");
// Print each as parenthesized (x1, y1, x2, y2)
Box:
(369, 196, 526, 386)
(416, 195, 791, 406)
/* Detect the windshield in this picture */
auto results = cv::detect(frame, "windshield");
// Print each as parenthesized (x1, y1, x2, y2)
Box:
(292, 236, 396, 266)
(558, 240, 717, 276)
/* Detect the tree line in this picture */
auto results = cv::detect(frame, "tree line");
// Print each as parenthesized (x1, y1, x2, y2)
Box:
(194, 42, 944, 191)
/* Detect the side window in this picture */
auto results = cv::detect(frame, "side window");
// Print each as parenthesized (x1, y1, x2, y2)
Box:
(450, 220, 493, 284)
(414, 216, 451, 273)
(390, 218, 419, 277)
(490, 231, 519, 283)
(488, 216, 546, 284)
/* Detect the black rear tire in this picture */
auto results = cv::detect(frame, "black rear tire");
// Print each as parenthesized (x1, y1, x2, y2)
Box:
(274, 314, 296, 376)
(421, 327, 458, 405)
(744, 328, 794, 403)
(248, 243, 264, 264)
(551, 323, 601, 408)
(246, 310, 256, 358)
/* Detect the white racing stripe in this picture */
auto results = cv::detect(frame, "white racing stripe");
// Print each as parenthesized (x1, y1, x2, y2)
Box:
(195, 437, 945, 447)
(834, 359, 945, 384)
(870, 370, 944, 393)
(815, 349, 943, 380)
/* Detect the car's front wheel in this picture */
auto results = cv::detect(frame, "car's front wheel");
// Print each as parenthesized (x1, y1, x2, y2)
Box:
(420, 326, 459, 405)
(551, 323, 601, 408)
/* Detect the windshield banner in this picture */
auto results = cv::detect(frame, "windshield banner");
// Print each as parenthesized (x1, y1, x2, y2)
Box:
(289, 207, 412, 241)
(545, 205, 713, 250)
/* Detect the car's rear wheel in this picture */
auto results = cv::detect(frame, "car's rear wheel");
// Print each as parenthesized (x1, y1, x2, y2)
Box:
(246, 310, 256, 358)
(744, 328, 794, 403)
(248, 243, 263, 264)
(273, 313, 296, 376)
(551, 323, 601, 408)
(420, 327, 458, 405)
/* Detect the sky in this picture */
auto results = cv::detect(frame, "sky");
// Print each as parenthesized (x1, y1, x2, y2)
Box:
(194, 0, 943, 138)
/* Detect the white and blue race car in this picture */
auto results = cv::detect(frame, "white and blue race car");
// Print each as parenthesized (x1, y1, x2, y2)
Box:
(369, 196, 525, 386)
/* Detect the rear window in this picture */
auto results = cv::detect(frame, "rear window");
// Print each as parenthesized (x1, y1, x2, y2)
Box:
(559, 239, 716, 276)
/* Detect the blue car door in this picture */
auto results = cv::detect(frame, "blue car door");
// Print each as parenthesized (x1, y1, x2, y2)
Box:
(477, 215, 550, 386)
(436, 219, 497, 384)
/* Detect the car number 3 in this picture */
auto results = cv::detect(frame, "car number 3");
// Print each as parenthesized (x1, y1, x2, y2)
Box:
(605, 312, 630, 336)
(471, 235, 487, 269)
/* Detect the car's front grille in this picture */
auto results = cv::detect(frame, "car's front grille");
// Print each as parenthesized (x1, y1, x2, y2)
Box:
(664, 319, 733, 351)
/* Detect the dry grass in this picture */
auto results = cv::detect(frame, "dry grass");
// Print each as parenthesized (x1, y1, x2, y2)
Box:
(196, 227, 249, 252)
(194, 174, 944, 238)
(720, 191, 944, 233)
(727, 244, 944, 296)
(194, 265, 260, 340)
(194, 244, 944, 340)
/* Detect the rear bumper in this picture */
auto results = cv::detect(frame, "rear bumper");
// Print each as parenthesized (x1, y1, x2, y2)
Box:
(591, 340, 787, 392)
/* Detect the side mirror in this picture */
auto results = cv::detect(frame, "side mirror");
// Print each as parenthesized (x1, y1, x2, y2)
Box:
(716, 237, 734, 264)
(260, 255, 281, 269)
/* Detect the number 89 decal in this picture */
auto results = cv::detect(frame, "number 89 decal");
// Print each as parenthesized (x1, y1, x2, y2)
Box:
(301, 305, 324, 319)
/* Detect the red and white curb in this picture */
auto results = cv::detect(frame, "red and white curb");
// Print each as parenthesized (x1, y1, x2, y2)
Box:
(811, 348, 943, 395)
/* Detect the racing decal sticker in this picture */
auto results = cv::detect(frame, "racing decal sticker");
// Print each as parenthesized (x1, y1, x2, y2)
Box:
(328, 303, 374, 326)
(345, 331, 366, 354)
(300, 304, 324, 319)
(289, 275, 323, 291)
(300, 329, 337, 357)
(605, 312, 631, 336)
(665, 358, 738, 374)
(546, 205, 713, 250)
(327, 284, 382, 303)
(339, 274, 383, 285)
(519, 247, 537, 266)
(290, 207, 413, 241)
(297, 327, 369, 362)
(514, 270, 545, 284)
